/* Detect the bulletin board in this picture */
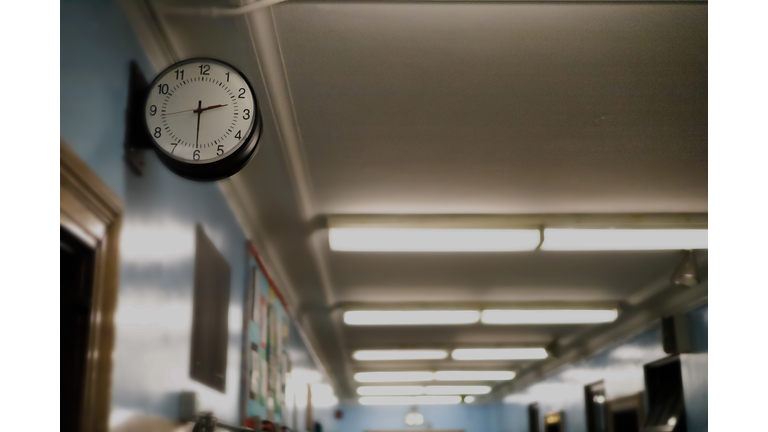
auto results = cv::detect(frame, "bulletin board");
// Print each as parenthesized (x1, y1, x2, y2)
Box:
(245, 243, 291, 423)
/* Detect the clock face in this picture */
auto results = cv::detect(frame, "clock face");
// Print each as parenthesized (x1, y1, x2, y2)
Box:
(145, 58, 259, 166)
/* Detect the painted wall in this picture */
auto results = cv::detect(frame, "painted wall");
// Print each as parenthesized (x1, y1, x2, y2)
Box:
(62, 0, 249, 426)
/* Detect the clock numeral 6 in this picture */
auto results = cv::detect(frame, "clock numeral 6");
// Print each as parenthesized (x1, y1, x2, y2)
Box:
(193, 150, 201, 160)
(243, 109, 250, 120)
(154, 127, 161, 138)
(157, 84, 169, 95)
(149, 105, 157, 116)
(217, 145, 224, 156)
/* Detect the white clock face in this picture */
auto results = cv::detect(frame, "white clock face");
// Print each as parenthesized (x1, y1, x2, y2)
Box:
(145, 59, 257, 164)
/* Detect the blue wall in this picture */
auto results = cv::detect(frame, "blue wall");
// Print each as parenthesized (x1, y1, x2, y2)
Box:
(62, 0, 249, 425)
(334, 403, 494, 432)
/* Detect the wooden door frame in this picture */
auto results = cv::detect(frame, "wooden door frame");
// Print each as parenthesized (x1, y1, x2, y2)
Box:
(61, 139, 123, 432)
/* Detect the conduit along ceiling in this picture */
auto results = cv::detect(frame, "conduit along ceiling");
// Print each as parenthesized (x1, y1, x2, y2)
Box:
(130, 0, 707, 403)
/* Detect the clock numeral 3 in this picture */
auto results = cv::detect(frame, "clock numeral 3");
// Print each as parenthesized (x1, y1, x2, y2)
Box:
(199, 64, 210, 75)
(157, 84, 169, 95)
(149, 105, 157, 116)
(238, 88, 246, 98)
(217, 145, 224, 156)
(154, 127, 162, 138)
(193, 150, 201, 160)
(243, 109, 251, 120)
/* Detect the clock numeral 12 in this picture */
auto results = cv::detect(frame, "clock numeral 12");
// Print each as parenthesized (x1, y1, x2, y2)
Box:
(199, 64, 210, 75)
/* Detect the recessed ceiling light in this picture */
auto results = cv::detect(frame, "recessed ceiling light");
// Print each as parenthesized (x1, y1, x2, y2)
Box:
(482, 309, 618, 325)
(359, 396, 462, 405)
(329, 228, 541, 252)
(353, 350, 449, 361)
(357, 386, 425, 396)
(464, 396, 476, 403)
(451, 348, 548, 360)
(424, 385, 491, 395)
(354, 371, 435, 383)
(541, 229, 708, 251)
(434, 371, 515, 381)
(344, 310, 480, 326)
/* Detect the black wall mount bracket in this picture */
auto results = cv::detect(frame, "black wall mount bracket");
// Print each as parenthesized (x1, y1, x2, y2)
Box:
(124, 61, 154, 176)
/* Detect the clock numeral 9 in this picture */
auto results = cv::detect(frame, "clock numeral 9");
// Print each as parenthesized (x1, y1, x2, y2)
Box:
(193, 150, 201, 160)
(199, 64, 210, 75)
(154, 127, 161, 138)
(243, 109, 250, 120)
(175, 69, 184, 80)
(149, 105, 157, 116)
(157, 84, 169, 95)
(238, 88, 246, 98)
(217, 145, 224, 156)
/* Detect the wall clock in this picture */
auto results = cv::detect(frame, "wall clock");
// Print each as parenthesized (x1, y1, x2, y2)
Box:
(144, 58, 262, 181)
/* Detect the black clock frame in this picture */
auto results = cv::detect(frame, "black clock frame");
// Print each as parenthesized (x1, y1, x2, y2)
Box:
(143, 57, 263, 182)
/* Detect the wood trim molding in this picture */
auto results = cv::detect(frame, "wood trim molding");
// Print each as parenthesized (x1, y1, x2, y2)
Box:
(61, 139, 123, 432)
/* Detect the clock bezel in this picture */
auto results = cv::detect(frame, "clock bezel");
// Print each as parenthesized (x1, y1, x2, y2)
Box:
(143, 57, 262, 182)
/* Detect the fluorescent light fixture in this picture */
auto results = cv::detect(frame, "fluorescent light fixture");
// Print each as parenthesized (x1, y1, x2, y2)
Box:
(405, 412, 424, 425)
(329, 228, 541, 252)
(359, 396, 462, 405)
(541, 229, 708, 251)
(425, 386, 491, 395)
(357, 386, 425, 396)
(452, 348, 548, 360)
(353, 350, 449, 361)
(344, 310, 480, 326)
(434, 371, 515, 381)
(464, 396, 476, 403)
(354, 371, 435, 383)
(482, 309, 618, 325)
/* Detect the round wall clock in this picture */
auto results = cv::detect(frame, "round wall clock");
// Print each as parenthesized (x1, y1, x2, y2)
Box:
(144, 58, 262, 181)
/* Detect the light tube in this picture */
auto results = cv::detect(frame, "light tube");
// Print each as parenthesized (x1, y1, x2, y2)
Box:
(357, 386, 425, 396)
(541, 229, 707, 251)
(353, 350, 449, 361)
(434, 371, 515, 381)
(451, 348, 548, 360)
(424, 386, 491, 395)
(354, 371, 435, 383)
(359, 396, 462, 405)
(482, 309, 618, 325)
(344, 310, 480, 326)
(329, 228, 541, 252)
(464, 396, 476, 403)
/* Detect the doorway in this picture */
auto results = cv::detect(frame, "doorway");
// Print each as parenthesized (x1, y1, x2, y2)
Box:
(60, 140, 123, 432)
(61, 228, 96, 432)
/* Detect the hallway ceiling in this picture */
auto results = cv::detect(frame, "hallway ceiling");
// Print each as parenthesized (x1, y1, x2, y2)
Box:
(147, 0, 707, 401)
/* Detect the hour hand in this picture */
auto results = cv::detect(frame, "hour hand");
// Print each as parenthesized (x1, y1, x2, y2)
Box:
(194, 103, 228, 113)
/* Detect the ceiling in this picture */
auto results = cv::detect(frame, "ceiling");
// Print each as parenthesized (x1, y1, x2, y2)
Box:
(141, 0, 708, 401)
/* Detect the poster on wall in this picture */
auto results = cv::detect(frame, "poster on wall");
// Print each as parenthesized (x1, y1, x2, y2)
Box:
(251, 268, 261, 324)
(250, 343, 260, 400)
(259, 295, 268, 348)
